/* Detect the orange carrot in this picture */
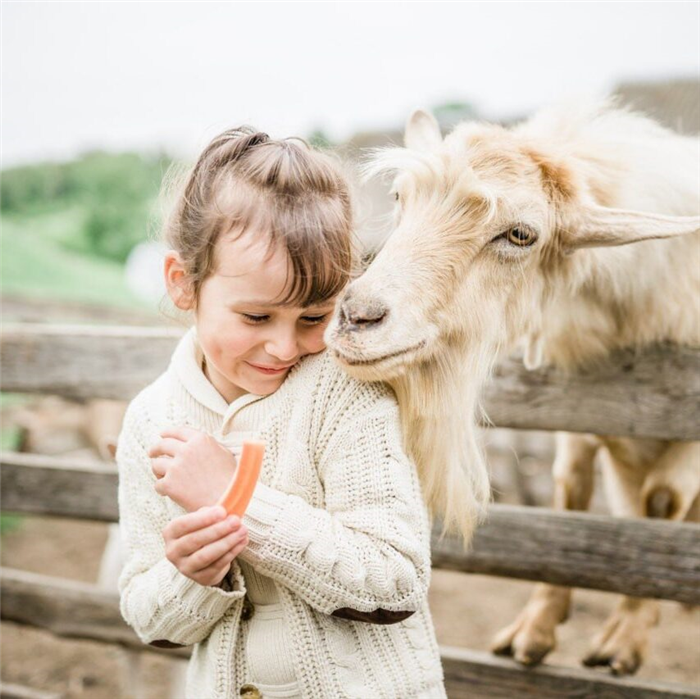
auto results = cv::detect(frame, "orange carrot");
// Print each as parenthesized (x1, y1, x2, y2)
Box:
(217, 440, 265, 517)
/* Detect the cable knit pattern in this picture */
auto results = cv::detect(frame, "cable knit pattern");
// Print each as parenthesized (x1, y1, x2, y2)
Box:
(117, 329, 446, 698)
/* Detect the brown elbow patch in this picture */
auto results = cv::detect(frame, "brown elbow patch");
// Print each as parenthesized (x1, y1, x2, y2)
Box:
(149, 639, 187, 649)
(331, 607, 415, 625)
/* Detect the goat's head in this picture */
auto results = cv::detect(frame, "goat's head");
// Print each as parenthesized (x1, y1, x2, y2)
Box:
(327, 107, 700, 379)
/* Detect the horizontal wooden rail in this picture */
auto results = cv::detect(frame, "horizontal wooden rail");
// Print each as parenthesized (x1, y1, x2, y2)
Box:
(3, 453, 699, 604)
(0, 453, 119, 522)
(1, 324, 182, 402)
(2, 324, 699, 440)
(0, 683, 62, 699)
(1, 294, 161, 326)
(0, 567, 188, 659)
(440, 646, 699, 698)
(1, 568, 694, 699)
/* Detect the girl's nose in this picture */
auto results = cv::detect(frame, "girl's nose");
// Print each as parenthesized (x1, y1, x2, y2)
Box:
(265, 333, 299, 363)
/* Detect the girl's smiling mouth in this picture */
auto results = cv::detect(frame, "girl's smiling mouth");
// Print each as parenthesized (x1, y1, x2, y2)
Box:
(246, 361, 296, 375)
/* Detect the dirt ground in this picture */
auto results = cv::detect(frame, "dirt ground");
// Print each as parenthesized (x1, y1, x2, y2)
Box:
(2, 512, 699, 699)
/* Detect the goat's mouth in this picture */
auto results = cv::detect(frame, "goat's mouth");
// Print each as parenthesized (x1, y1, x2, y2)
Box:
(331, 340, 428, 367)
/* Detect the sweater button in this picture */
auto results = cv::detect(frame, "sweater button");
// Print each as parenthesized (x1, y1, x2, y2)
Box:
(241, 597, 255, 621)
(240, 684, 262, 698)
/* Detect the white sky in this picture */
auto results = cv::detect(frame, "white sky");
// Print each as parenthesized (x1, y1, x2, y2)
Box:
(2, 1, 699, 166)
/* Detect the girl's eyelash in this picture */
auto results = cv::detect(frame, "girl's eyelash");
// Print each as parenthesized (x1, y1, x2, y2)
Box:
(241, 313, 269, 323)
(301, 314, 328, 324)
(240, 313, 328, 324)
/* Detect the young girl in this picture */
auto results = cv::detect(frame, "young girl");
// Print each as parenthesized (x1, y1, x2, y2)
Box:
(116, 128, 447, 698)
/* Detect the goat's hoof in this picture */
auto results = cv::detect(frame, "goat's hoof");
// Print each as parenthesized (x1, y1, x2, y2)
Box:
(582, 647, 642, 676)
(582, 605, 651, 676)
(491, 618, 555, 666)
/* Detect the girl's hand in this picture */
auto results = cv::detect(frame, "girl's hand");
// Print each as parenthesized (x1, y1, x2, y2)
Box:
(163, 506, 248, 587)
(149, 426, 236, 512)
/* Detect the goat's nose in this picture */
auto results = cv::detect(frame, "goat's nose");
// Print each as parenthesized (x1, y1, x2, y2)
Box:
(339, 296, 388, 330)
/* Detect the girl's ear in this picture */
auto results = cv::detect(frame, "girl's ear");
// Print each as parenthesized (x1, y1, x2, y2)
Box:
(164, 251, 195, 311)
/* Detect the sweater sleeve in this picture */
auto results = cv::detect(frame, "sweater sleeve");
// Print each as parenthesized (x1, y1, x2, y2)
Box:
(238, 392, 432, 617)
(117, 393, 246, 646)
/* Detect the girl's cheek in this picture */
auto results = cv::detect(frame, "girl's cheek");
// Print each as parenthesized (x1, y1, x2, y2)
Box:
(305, 326, 329, 353)
(203, 326, 257, 364)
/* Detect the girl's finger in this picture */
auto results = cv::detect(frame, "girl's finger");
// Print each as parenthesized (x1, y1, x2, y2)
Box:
(184, 527, 248, 572)
(160, 426, 202, 442)
(151, 457, 171, 479)
(190, 534, 249, 584)
(154, 476, 168, 497)
(177, 519, 245, 560)
(191, 552, 236, 586)
(148, 438, 185, 459)
(164, 506, 228, 541)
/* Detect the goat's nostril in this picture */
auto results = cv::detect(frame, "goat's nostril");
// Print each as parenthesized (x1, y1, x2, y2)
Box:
(340, 300, 388, 329)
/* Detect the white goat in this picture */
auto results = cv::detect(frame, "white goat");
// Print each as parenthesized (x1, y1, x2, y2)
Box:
(325, 100, 700, 675)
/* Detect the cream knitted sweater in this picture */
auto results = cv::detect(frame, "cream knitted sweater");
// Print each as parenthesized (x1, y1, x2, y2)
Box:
(117, 329, 446, 699)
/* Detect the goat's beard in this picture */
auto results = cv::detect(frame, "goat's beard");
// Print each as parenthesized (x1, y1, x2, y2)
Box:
(385, 336, 498, 544)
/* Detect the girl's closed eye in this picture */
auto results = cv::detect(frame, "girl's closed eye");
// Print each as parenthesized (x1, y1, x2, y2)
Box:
(240, 312, 329, 325)
(300, 314, 328, 325)
(241, 313, 270, 324)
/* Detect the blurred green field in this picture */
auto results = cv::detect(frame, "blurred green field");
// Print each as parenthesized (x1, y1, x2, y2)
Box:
(1, 150, 171, 308)
(1, 212, 149, 307)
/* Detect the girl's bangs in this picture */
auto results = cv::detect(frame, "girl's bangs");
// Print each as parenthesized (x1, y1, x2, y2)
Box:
(265, 197, 354, 308)
(212, 176, 353, 309)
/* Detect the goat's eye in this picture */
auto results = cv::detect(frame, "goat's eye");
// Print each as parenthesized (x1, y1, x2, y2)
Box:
(506, 227, 537, 247)
(393, 191, 400, 202)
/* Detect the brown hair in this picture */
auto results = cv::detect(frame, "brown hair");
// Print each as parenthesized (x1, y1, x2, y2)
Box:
(162, 127, 355, 306)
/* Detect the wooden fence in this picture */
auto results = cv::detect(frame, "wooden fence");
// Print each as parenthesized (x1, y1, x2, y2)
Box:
(2, 323, 699, 699)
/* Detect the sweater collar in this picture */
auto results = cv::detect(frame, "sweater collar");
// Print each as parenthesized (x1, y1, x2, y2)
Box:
(171, 328, 265, 422)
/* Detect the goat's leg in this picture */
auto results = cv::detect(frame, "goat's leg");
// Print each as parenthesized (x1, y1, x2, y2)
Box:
(491, 432, 599, 665)
(583, 441, 700, 675)
(641, 441, 700, 521)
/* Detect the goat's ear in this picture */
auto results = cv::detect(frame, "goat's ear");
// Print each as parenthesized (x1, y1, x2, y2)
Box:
(405, 110, 442, 152)
(563, 204, 700, 250)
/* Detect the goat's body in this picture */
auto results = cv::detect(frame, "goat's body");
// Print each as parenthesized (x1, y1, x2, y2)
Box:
(329, 100, 700, 675)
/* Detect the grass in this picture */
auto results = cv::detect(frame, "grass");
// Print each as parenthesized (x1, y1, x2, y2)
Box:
(1, 212, 154, 309)
(0, 515, 23, 535)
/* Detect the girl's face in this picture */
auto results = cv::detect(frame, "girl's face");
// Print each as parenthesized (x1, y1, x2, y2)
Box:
(166, 231, 337, 403)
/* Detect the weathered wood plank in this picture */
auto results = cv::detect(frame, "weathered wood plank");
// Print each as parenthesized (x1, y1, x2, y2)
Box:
(0, 452, 119, 522)
(0, 683, 62, 699)
(434, 507, 700, 605)
(2, 324, 698, 439)
(484, 345, 700, 441)
(3, 453, 699, 604)
(1, 294, 162, 326)
(0, 567, 189, 659)
(0, 324, 183, 402)
(1, 568, 695, 698)
(441, 646, 698, 698)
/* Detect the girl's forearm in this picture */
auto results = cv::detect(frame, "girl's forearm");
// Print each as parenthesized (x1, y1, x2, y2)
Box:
(237, 480, 431, 617)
